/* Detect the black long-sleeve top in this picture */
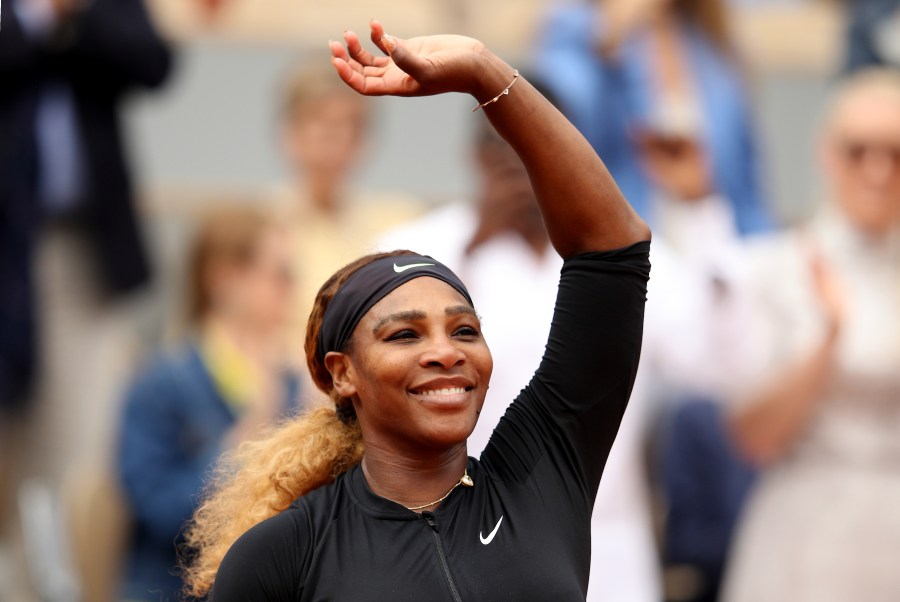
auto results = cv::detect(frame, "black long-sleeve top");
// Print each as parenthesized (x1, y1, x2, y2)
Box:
(211, 241, 651, 601)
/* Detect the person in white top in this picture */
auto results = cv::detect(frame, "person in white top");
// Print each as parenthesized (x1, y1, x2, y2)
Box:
(723, 68, 900, 602)
(633, 93, 760, 602)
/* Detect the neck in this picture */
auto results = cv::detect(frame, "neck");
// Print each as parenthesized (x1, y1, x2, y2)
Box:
(300, 172, 344, 214)
(204, 314, 276, 361)
(360, 441, 469, 511)
(855, 218, 900, 243)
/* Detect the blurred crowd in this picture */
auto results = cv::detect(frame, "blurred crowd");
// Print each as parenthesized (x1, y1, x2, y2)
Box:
(0, 0, 898, 601)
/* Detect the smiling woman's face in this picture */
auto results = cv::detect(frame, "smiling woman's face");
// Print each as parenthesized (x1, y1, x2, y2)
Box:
(327, 277, 493, 454)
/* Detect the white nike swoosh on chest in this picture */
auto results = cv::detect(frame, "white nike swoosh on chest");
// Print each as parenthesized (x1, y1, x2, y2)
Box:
(479, 515, 503, 545)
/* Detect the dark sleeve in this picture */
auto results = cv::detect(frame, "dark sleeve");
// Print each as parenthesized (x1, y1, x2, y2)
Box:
(0, 0, 43, 87)
(53, 0, 173, 92)
(211, 509, 306, 602)
(481, 241, 650, 501)
(117, 359, 224, 543)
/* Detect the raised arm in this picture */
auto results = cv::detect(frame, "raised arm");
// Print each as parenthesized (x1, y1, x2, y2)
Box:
(329, 21, 650, 258)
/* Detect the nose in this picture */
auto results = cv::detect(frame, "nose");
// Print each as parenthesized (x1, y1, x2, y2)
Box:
(419, 334, 466, 369)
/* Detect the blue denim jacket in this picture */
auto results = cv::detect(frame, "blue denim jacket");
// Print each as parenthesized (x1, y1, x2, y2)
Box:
(534, 3, 773, 236)
(116, 344, 300, 601)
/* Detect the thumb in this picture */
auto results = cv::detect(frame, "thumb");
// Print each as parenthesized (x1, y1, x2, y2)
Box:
(381, 35, 432, 82)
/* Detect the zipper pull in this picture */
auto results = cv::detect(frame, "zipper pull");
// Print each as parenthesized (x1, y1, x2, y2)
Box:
(422, 511, 439, 532)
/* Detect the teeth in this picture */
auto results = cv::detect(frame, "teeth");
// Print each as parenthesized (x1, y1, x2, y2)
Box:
(418, 387, 466, 396)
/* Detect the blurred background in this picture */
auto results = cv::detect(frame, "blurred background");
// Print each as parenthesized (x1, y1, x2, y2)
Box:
(1, 0, 898, 600)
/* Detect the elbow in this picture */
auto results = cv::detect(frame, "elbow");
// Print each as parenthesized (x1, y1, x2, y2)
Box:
(555, 217, 651, 258)
(632, 217, 652, 244)
(615, 215, 652, 249)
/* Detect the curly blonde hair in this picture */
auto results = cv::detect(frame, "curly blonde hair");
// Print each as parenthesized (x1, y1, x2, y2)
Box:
(181, 250, 417, 598)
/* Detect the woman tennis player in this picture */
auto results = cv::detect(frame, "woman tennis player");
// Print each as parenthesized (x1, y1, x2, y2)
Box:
(183, 20, 651, 601)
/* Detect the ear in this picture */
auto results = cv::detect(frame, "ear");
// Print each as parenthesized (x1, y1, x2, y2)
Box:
(324, 351, 357, 399)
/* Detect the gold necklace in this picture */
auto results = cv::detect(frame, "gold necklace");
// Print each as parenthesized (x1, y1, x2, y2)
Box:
(405, 469, 474, 512)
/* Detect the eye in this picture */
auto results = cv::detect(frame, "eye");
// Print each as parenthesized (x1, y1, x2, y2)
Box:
(453, 325, 480, 338)
(844, 144, 865, 163)
(385, 329, 418, 342)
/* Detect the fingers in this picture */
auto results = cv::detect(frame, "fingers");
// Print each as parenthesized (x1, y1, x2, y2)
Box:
(378, 35, 431, 84)
(332, 34, 388, 77)
(330, 55, 360, 91)
(370, 19, 389, 55)
(361, 20, 429, 84)
(344, 30, 390, 68)
(329, 23, 426, 97)
(330, 39, 393, 96)
(329, 39, 350, 63)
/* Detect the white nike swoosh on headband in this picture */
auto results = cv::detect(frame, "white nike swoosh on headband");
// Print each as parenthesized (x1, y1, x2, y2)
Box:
(479, 515, 503, 545)
(393, 262, 435, 273)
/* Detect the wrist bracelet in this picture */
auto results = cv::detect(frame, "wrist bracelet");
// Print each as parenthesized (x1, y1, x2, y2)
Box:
(472, 69, 519, 112)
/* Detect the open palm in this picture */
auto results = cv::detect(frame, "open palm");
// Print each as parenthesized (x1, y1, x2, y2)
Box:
(330, 21, 487, 98)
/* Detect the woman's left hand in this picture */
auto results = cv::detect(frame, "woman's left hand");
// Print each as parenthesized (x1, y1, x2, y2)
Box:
(329, 20, 494, 100)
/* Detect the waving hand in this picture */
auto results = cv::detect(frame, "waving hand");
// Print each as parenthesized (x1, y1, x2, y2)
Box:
(329, 20, 491, 99)
(330, 20, 649, 257)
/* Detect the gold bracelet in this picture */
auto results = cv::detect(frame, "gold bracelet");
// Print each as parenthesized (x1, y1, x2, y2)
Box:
(472, 69, 519, 112)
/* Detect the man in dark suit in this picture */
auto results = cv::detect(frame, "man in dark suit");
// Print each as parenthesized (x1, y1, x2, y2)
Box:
(0, 0, 173, 411)
(0, 0, 172, 596)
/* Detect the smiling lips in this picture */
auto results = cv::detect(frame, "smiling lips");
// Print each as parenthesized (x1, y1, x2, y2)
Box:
(409, 383, 475, 405)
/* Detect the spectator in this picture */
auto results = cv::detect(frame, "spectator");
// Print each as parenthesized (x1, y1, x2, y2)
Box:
(270, 62, 420, 344)
(534, 0, 772, 235)
(117, 206, 300, 601)
(378, 107, 662, 602)
(0, 0, 172, 593)
(635, 122, 758, 602)
(723, 68, 900, 602)
(0, 0, 172, 410)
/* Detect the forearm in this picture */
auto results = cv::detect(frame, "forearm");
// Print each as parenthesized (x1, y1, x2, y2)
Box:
(333, 24, 648, 254)
(475, 51, 649, 257)
(731, 333, 838, 466)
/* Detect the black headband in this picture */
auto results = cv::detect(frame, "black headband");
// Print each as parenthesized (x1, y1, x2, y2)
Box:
(317, 254, 474, 361)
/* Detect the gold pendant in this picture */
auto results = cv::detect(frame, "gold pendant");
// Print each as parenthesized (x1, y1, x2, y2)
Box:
(460, 473, 474, 487)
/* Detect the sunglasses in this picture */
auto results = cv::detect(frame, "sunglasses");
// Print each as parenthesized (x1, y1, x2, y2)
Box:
(840, 139, 900, 169)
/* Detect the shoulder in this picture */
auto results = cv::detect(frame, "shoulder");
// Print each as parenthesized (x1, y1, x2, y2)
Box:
(229, 504, 313, 556)
(123, 344, 202, 406)
(213, 479, 350, 599)
(213, 505, 312, 600)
